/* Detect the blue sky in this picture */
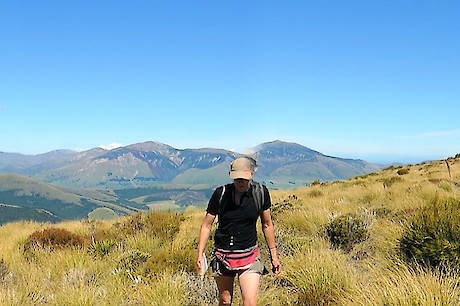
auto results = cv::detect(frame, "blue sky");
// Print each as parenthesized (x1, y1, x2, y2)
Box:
(1, 1, 459, 163)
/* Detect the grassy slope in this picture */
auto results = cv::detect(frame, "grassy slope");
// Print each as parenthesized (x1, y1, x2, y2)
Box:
(0, 174, 145, 224)
(0, 205, 61, 223)
(0, 155, 459, 305)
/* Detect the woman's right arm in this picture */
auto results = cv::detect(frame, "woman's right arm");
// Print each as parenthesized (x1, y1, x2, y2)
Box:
(196, 212, 216, 274)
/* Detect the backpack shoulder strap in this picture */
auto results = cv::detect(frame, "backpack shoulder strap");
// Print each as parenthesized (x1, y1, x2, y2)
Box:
(218, 184, 226, 215)
(251, 181, 264, 214)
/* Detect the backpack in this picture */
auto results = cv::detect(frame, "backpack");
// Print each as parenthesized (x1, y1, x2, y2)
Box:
(217, 181, 265, 216)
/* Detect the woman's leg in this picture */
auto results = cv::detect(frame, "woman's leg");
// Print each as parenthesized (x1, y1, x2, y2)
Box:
(215, 275, 235, 305)
(238, 270, 261, 306)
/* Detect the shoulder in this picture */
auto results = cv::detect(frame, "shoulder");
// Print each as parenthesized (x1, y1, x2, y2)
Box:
(214, 183, 232, 194)
(208, 184, 231, 214)
(211, 184, 233, 205)
(260, 183, 269, 193)
(251, 181, 269, 194)
(252, 181, 271, 210)
(219, 183, 233, 196)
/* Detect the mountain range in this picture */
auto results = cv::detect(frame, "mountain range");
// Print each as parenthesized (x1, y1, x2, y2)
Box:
(0, 140, 382, 224)
(0, 140, 381, 188)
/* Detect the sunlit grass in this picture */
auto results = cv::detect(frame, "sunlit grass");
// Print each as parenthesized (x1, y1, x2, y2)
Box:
(282, 238, 358, 305)
(342, 260, 460, 306)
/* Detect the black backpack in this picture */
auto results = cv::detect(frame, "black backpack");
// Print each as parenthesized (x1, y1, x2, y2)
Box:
(217, 181, 265, 215)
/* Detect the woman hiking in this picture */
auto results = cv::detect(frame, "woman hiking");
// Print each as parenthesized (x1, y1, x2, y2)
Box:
(196, 156, 282, 306)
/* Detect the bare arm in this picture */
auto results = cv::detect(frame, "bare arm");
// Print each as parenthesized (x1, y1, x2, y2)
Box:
(261, 209, 282, 274)
(196, 212, 216, 274)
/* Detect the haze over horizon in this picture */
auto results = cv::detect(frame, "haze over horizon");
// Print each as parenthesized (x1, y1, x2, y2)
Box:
(1, 1, 459, 164)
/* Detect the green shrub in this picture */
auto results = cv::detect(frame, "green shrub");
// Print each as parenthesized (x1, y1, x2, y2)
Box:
(114, 249, 151, 282)
(326, 213, 370, 252)
(23, 227, 84, 252)
(399, 198, 460, 270)
(88, 239, 116, 257)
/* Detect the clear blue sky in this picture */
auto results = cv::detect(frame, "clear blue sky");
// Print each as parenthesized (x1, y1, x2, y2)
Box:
(1, 1, 459, 163)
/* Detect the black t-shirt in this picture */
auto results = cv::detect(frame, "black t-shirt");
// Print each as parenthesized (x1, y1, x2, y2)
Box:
(206, 183, 271, 250)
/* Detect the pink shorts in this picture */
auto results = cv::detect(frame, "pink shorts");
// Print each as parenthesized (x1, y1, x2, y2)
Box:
(211, 256, 265, 277)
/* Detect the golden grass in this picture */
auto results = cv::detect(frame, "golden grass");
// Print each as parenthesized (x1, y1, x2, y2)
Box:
(341, 260, 460, 306)
(281, 237, 358, 305)
(0, 155, 459, 305)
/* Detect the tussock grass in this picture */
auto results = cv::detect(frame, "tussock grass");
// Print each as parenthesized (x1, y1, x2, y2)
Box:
(342, 260, 460, 306)
(0, 155, 459, 305)
(282, 238, 358, 305)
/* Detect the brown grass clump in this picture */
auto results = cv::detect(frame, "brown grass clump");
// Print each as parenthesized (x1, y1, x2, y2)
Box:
(23, 227, 84, 252)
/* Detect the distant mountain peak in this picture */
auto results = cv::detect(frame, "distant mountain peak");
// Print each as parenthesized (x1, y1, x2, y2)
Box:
(255, 140, 322, 156)
(125, 141, 175, 152)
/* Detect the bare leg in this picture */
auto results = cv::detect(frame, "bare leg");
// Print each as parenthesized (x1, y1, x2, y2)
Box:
(215, 275, 235, 305)
(238, 270, 261, 306)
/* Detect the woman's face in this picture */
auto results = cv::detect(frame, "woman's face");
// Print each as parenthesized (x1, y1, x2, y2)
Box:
(233, 178, 250, 193)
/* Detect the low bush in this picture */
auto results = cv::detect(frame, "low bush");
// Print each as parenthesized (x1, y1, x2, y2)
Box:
(397, 168, 409, 175)
(326, 213, 370, 252)
(114, 249, 151, 282)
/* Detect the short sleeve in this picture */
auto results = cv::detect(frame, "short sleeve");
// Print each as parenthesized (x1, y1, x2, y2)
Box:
(262, 185, 271, 211)
(206, 186, 223, 215)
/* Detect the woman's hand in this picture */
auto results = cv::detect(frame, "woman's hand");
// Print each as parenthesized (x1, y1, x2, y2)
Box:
(196, 213, 215, 275)
(196, 256, 203, 275)
(196, 252, 208, 276)
(271, 257, 282, 274)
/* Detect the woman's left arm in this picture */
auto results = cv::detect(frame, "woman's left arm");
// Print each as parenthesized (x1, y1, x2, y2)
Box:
(260, 209, 282, 274)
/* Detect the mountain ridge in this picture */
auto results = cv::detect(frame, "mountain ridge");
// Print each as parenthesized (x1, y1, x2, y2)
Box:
(0, 140, 381, 189)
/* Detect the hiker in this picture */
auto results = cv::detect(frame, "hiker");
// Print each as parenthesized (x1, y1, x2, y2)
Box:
(196, 156, 282, 306)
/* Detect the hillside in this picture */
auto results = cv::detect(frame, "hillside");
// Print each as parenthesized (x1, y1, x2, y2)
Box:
(0, 173, 216, 225)
(0, 174, 147, 224)
(0, 155, 459, 305)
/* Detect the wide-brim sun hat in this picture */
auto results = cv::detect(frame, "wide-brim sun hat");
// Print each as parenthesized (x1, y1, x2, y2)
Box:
(229, 157, 254, 180)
